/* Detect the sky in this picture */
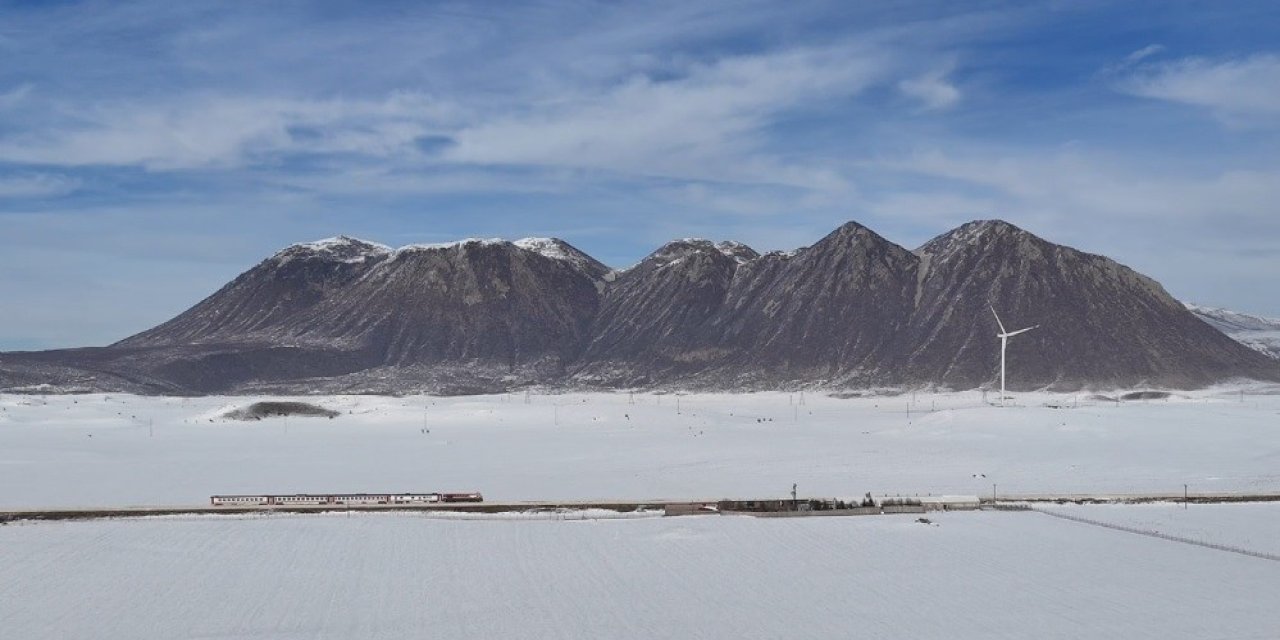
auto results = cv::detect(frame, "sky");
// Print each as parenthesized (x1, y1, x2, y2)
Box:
(1, 0, 1278, 350)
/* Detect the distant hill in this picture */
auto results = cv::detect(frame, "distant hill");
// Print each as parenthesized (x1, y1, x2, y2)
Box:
(2, 221, 1276, 395)
(1185, 303, 1280, 360)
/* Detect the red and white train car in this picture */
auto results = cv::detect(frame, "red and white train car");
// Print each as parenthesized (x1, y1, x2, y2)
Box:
(210, 492, 475, 506)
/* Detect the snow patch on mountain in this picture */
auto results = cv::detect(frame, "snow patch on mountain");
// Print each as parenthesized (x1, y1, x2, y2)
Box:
(1186, 302, 1280, 359)
(396, 238, 506, 253)
(715, 240, 760, 264)
(279, 236, 392, 264)
(513, 237, 590, 269)
(644, 238, 759, 266)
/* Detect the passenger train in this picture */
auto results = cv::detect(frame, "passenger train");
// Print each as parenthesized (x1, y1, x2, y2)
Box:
(210, 492, 483, 506)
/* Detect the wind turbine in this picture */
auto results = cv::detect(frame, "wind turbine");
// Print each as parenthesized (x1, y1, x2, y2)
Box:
(991, 305, 1039, 406)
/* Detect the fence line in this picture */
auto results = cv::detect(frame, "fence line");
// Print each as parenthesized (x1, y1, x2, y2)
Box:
(1031, 507, 1280, 563)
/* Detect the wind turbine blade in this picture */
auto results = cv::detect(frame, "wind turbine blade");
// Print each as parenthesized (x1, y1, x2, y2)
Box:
(990, 305, 1006, 334)
(1006, 325, 1039, 337)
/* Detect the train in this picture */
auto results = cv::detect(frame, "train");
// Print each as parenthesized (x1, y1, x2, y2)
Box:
(210, 492, 483, 506)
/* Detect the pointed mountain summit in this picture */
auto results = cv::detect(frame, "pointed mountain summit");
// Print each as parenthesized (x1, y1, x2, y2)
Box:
(708, 221, 919, 385)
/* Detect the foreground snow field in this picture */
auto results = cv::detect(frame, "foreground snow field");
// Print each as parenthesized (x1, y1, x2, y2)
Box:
(1, 387, 1279, 508)
(3, 509, 1278, 640)
(1041, 502, 1280, 557)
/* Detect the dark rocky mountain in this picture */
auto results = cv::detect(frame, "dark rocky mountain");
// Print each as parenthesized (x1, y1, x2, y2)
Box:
(578, 239, 757, 384)
(899, 221, 1277, 388)
(708, 222, 920, 386)
(1, 236, 609, 394)
(118, 236, 394, 349)
(577, 223, 920, 387)
(2, 221, 1276, 394)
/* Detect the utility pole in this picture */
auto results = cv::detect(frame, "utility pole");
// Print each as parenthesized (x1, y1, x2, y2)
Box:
(1184, 484, 1188, 510)
(791, 483, 798, 510)
(992, 483, 997, 504)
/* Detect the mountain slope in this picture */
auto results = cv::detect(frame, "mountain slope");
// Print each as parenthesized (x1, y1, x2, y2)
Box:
(578, 239, 757, 384)
(709, 222, 919, 385)
(119, 236, 393, 349)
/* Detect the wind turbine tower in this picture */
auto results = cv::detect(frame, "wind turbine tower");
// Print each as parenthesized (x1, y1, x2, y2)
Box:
(991, 305, 1039, 406)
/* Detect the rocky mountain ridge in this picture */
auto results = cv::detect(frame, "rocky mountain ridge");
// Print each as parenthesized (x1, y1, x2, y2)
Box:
(2, 220, 1276, 395)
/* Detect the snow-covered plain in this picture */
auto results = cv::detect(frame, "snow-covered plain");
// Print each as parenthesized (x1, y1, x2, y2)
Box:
(2, 387, 1279, 508)
(5, 388, 1280, 639)
(1040, 501, 1280, 557)
(3, 509, 1279, 640)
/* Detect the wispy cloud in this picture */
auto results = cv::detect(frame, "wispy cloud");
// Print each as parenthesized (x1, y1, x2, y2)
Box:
(885, 147, 1280, 224)
(0, 93, 460, 170)
(1118, 53, 1280, 125)
(1123, 44, 1165, 66)
(898, 60, 961, 111)
(0, 173, 80, 198)
(0, 83, 33, 109)
(442, 46, 885, 190)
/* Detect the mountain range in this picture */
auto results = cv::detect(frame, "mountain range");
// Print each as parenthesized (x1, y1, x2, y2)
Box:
(1, 220, 1276, 395)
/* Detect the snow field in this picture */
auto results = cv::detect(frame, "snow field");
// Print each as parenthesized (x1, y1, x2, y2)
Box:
(2, 509, 1278, 640)
(1039, 501, 1280, 557)
(1, 387, 1279, 508)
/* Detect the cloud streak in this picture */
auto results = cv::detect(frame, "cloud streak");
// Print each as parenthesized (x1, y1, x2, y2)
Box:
(0, 173, 80, 198)
(0, 93, 460, 170)
(1118, 53, 1280, 125)
(898, 61, 961, 111)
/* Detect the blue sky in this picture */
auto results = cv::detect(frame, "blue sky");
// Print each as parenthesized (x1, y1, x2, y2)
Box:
(1, 1, 1278, 349)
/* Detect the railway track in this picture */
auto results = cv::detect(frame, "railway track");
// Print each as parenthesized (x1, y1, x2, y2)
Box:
(5, 491, 1279, 523)
(0, 500, 696, 523)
